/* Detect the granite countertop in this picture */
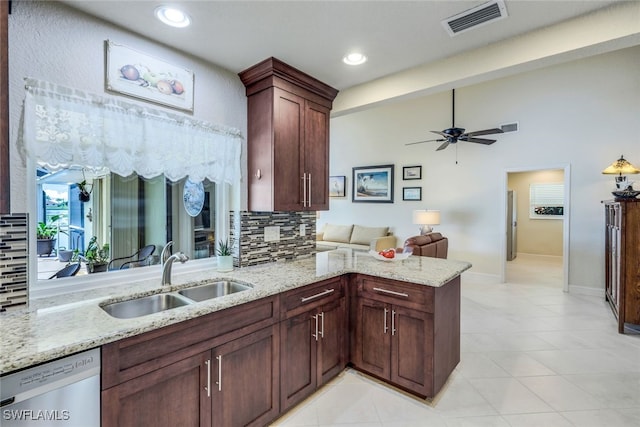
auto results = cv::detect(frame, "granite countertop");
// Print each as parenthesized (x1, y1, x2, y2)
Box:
(0, 250, 471, 375)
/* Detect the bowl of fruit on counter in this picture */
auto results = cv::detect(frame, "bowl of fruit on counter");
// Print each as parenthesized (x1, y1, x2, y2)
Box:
(369, 248, 412, 262)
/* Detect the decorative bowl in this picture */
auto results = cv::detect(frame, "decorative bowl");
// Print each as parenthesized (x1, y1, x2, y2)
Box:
(369, 250, 412, 262)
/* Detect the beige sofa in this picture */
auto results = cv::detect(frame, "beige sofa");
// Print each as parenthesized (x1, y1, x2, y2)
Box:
(316, 224, 397, 252)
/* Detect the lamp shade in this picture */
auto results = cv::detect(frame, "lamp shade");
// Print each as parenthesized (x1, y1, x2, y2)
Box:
(602, 155, 640, 175)
(413, 210, 441, 226)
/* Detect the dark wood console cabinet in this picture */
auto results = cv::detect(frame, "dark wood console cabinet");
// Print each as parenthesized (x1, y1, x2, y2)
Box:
(239, 57, 338, 212)
(604, 199, 640, 333)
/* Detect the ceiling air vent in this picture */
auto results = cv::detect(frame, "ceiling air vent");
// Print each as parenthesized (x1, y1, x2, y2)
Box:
(442, 0, 508, 37)
(500, 122, 519, 133)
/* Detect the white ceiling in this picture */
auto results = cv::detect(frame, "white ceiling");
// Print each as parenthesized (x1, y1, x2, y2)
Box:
(60, 0, 622, 91)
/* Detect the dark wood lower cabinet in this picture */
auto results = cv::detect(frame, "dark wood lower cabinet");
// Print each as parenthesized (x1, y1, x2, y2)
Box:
(356, 298, 434, 396)
(280, 293, 346, 411)
(390, 305, 434, 396)
(356, 298, 390, 379)
(102, 351, 211, 427)
(212, 325, 280, 427)
(353, 275, 459, 398)
(101, 274, 460, 425)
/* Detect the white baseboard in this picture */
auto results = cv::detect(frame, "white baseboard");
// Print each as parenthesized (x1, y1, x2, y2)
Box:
(569, 284, 605, 298)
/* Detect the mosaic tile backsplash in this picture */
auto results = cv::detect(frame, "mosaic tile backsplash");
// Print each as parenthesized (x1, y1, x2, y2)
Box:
(0, 213, 29, 312)
(231, 211, 317, 267)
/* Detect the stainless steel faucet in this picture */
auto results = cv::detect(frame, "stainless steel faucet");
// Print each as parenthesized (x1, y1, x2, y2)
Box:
(160, 241, 174, 267)
(162, 252, 189, 286)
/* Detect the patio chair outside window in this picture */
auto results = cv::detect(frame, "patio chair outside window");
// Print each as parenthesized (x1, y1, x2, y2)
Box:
(107, 245, 156, 270)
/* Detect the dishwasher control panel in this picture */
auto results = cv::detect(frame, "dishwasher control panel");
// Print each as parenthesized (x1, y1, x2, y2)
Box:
(1, 348, 100, 404)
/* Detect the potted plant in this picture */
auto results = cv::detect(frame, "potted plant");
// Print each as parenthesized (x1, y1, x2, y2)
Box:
(77, 180, 92, 202)
(36, 215, 63, 256)
(216, 238, 234, 272)
(83, 236, 110, 273)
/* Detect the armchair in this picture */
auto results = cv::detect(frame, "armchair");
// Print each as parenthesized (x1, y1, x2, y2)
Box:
(107, 245, 156, 270)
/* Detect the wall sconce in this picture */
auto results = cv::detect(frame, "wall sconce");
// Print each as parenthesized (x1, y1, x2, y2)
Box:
(602, 155, 640, 197)
(413, 209, 440, 235)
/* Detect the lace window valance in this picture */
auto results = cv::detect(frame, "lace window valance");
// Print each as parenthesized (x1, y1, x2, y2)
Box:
(21, 78, 243, 184)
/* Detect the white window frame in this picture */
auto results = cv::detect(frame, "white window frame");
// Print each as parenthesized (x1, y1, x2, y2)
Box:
(529, 182, 564, 219)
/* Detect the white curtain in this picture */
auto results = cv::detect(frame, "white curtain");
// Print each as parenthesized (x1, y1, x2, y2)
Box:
(21, 78, 243, 184)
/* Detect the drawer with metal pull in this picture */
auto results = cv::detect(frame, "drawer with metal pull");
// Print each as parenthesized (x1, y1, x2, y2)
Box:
(281, 277, 344, 319)
(357, 275, 433, 312)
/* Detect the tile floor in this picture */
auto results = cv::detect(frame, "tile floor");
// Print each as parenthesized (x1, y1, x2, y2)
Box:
(271, 254, 640, 426)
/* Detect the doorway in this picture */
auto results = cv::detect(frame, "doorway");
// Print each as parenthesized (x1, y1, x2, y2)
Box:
(501, 165, 570, 291)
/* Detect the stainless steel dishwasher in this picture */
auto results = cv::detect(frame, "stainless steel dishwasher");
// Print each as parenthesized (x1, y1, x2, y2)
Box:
(0, 348, 100, 426)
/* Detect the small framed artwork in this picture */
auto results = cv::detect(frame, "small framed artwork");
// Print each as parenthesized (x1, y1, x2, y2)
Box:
(352, 164, 394, 203)
(403, 165, 422, 180)
(403, 187, 422, 201)
(106, 40, 195, 112)
(329, 176, 346, 197)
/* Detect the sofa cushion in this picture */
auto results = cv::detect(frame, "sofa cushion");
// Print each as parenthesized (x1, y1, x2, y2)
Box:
(322, 224, 354, 243)
(350, 225, 389, 245)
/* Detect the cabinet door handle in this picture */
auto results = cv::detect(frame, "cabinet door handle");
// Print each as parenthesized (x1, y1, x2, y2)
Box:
(205, 359, 211, 397)
(391, 309, 397, 336)
(319, 311, 324, 338)
(308, 173, 312, 207)
(383, 307, 389, 334)
(372, 287, 409, 298)
(312, 314, 319, 341)
(302, 173, 308, 207)
(300, 288, 335, 302)
(216, 355, 222, 392)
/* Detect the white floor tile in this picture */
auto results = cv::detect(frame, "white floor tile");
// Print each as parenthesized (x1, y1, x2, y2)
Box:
(468, 378, 553, 415)
(518, 376, 604, 411)
(560, 409, 640, 427)
(485, 352, 556, 377)
(562, 372, 640, 409)
(501, 412, 573, 427)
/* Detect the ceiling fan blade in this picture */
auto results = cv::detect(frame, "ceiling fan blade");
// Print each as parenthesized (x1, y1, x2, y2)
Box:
(405, 138, 444, 146)
(463, 137, 496, 145)
(436, 141, 450, 151)
(429, 130, 451, 138)
(465, 128, 504, 137)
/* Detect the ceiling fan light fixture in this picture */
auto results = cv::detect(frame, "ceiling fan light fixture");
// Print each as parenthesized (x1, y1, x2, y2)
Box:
(155, 6, 191, 28)
(343, 52, 367, 66)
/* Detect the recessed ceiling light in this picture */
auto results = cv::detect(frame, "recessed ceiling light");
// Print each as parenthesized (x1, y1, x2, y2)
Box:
(343, 52, 367, 66)
(155, 6, 191, 28)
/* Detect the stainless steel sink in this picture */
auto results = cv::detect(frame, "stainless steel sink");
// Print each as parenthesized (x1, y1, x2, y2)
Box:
(101, 293, 192, 319)
(178, 281, 252, 302)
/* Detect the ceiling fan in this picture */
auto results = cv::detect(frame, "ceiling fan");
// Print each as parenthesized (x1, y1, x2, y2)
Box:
(406, 89, 503, 151)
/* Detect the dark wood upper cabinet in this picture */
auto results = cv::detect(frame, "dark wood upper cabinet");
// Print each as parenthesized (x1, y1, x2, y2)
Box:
(239, 58, 338, 212)
(1, 0, 10, 212)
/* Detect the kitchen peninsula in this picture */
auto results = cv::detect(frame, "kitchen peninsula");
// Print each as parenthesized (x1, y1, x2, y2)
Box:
(1, 250, 471, 426)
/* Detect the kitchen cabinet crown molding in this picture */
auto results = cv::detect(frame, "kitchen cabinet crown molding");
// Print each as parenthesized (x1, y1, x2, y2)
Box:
(239, 57, 338, 103)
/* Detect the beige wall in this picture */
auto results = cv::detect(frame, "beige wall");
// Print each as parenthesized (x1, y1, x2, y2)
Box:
(508, 170, 564, 257)
(321, 45, 640, 292)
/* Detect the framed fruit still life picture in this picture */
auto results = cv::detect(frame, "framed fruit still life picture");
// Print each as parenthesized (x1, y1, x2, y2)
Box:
(106, 40, 195, 112)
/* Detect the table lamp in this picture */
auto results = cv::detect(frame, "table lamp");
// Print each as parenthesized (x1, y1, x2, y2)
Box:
(602, 155, 640, 194)
(413, 209, 440, 235)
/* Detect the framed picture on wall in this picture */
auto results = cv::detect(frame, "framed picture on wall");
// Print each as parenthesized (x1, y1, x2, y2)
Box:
(105, 40, 195, 112)
(402, 187, 422, 201)
(352, 164, 394, 203)
(329, 176, 346, 197)
(403, 165, 422, 180)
